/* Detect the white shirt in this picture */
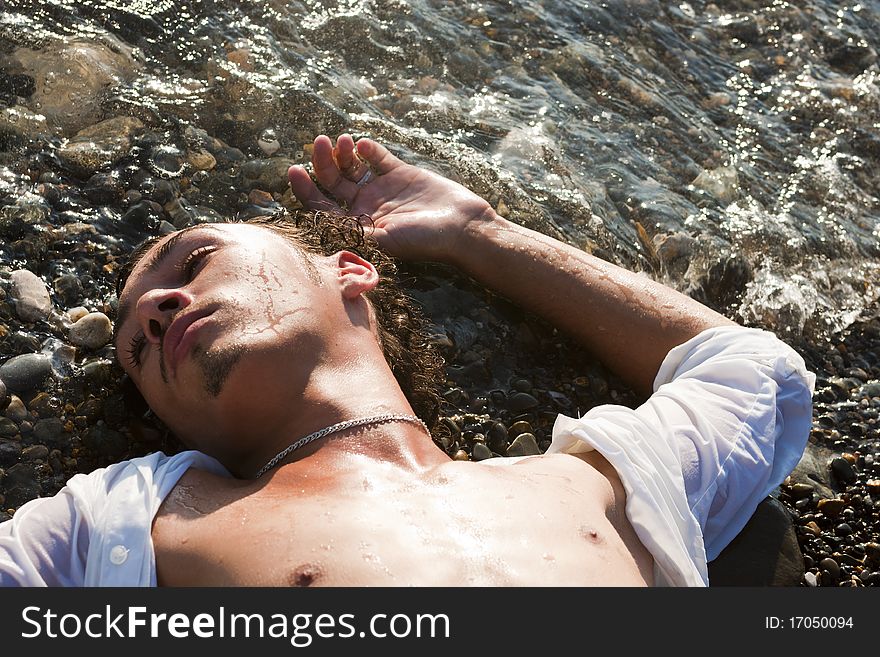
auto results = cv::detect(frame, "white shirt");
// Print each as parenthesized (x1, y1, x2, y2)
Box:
(0, 325, 814, 586)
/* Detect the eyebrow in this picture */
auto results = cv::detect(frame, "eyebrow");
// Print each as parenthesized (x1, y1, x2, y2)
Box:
(113, 225, 222, 345)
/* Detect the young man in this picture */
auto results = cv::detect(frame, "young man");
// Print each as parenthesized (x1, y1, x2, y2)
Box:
(0, 134, 814, 586)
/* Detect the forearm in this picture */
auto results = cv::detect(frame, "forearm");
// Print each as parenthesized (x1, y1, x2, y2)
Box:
(451, 214, 736, 396)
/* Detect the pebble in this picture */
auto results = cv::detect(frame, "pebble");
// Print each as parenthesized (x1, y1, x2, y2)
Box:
(789, 482, 814, 499)
(507, 433, 541, 457)
(508, 420, 533, 438)
(10, 269, 51, 322)
(835, 523, 853, 537)
(865, 542, 880, 564)
(472, 443, 494, 461)
(486, 422, 508, 451)
(58, 116, 145, 177)
(830, 457, 857, 484)
(453, 449, 469, 462)
(0, 418, 18, 438)
(68, 311, 113, 350)
(817, 498, 846, 517)
(0, 378, 6, 410)
(804, 571, 818, 586)
(22, 445, 48, 461)
(33, 418, 67, 445)
(508, 392, 539, 413)
(819, 557, 840, 579)
(0, 354, 53, 393)
(4, 396, 27, 422)
(53, 274, 84, 307)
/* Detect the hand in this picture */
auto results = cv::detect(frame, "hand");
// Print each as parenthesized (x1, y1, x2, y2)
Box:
(288, 134, 496, 263)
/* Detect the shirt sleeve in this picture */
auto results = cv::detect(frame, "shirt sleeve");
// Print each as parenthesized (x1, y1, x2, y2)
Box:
(0, 485, 93, 587)
(548, 324, 815, 585)
(650, 324, 815, 560)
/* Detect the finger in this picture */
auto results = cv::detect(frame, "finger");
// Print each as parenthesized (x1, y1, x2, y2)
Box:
(287, 165, 340, 212)
(333, 133, 366, 179)
(354, 138, 404, 175)
(312, 135, 359, 201)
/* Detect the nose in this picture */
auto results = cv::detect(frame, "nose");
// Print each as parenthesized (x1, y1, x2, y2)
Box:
(135, 288, 193, 344)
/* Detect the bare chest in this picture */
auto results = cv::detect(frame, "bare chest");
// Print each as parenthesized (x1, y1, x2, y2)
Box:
(152, 455, 653, 586)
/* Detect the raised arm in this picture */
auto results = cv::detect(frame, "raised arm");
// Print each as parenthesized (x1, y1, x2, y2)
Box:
(289, 135, 735, 396)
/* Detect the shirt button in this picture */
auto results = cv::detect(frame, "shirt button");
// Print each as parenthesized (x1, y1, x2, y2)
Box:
(109, 545, 129, 565)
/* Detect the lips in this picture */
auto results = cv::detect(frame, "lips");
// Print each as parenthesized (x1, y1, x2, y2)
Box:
(163, 307, 216, 375)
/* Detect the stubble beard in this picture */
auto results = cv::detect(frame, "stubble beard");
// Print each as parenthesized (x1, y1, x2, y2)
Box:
(192, 342, 246, 397)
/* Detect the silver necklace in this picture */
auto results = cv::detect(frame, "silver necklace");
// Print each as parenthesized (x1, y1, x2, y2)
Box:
(254, 413, 429, 478)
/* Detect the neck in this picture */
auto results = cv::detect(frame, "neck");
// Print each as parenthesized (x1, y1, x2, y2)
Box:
(229, 351, 444, 478)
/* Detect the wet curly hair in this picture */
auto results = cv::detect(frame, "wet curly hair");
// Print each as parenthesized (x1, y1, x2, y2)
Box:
(114, 211, 446, 436)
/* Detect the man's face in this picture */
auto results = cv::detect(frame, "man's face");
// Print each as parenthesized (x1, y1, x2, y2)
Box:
(114, 223, 337, 456)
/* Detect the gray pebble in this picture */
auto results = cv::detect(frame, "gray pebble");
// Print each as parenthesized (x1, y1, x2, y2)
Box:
(819, 557, 840, 579)
(508, 420, 533, 438)
(0, 417, 18, 438)
(53, 274, 83, 307)
(835, 521, 853, 536)
(471, 443, 494, 461)
(486, 422, 508, 451)
(804, 571, 818, 586)
(4, 395, 27, 422)
(0, 354, 53, 392)
(33, 418, 67, 445)
(68, 311, 113, 350)
(789, 482, 814, 499)
(507, 433, 541, 457)
(10, 269, 51, 322)
(508, 392, 539, 413)
(0, 377, 6, 409)
(22, 445, 48, 461)
(0, 441, 21, 466)
(830, 457, 857, 484)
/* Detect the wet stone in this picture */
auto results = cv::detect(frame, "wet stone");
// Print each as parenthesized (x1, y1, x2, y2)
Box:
(789, 482, 814, 499)
(835, 523, 854, 537)
(0, 377, 6, 410)
(4, 396, 27, 422)
(817, 498, 846, 517)
(53, 274, 84, 307)
(508, 392, 539, 413)
(33, 418, 67, 445)
(83, 424, 127, 460)
(28, 392, 61, 418)
(819, 557, 840, 579)
(241, 157, 296, 194)
(830, 457, 857, 484)
(68, 312, 112, 350)
(22, 444, 48, 461)
(507, 433, 541, 457)
(59, 116, 145, 177)
(83, 172, 124, 205)
(0, 417, 18, 438)
(3, 462, 40, 507)
(0, 441, 21, 466)
(453, 449, 469, 462)
(486, 422, 508, 451)
(471, 443, 494, 461)
(508, 420, 533, 438)
(10, 269, 51, 322)
(0, 354, 52, 393)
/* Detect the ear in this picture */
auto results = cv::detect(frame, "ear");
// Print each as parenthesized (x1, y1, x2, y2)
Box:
(334, 250, 379, 299)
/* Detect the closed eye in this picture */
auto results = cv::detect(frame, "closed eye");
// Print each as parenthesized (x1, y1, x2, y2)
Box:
(126, 332, 147, 368)
(178, 245, 216, 281)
